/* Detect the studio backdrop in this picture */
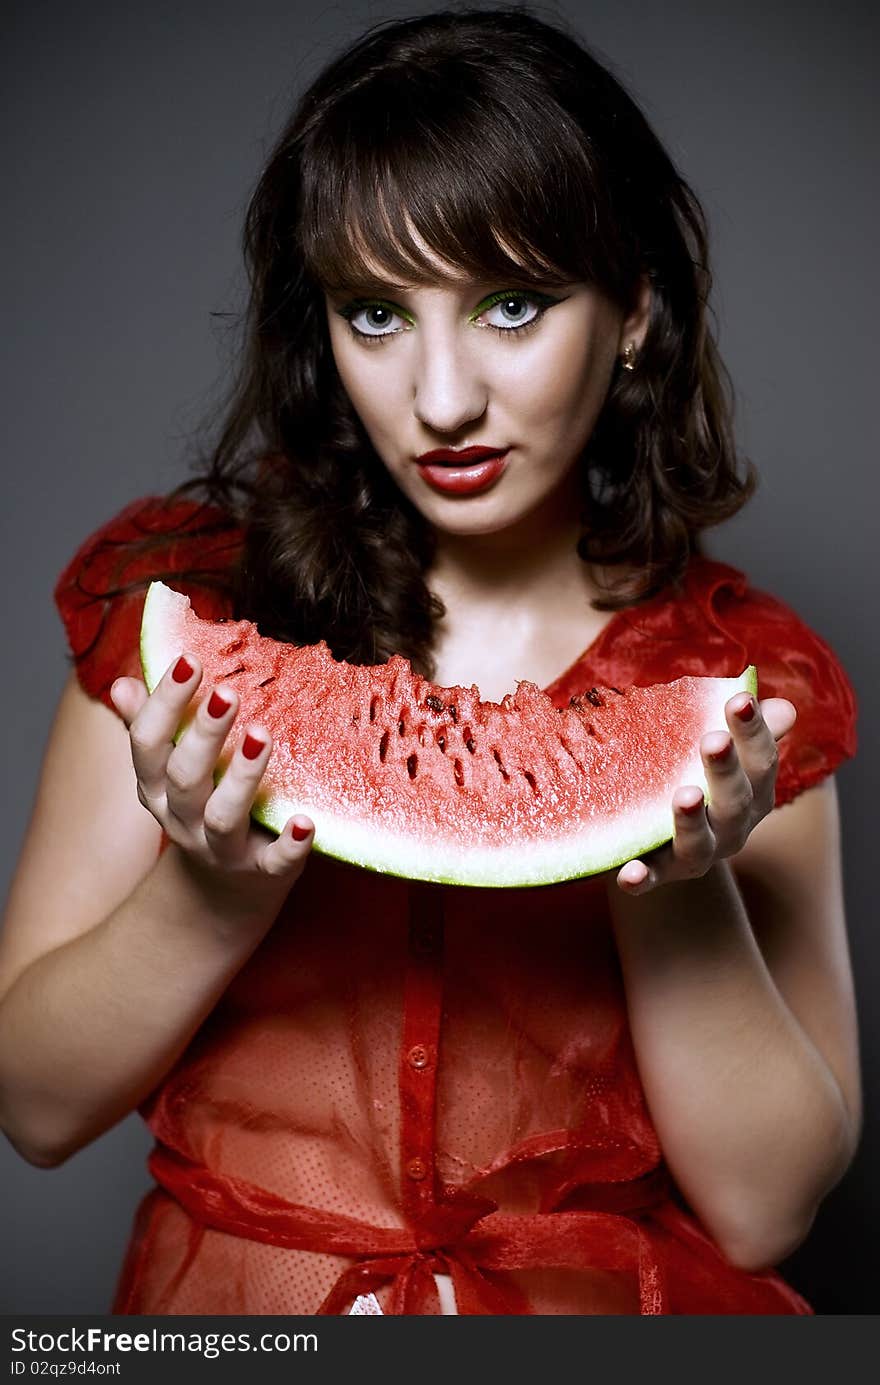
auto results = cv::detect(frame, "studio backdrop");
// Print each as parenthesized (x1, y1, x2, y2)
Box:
(1, 0, 876, 1314)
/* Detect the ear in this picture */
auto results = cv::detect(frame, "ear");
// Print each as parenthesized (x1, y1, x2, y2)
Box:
(617, 274, 652, 355)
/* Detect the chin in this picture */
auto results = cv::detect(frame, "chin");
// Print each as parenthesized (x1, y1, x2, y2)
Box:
(420, 500, 522, 535)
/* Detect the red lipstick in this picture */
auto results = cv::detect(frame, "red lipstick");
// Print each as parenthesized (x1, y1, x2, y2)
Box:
(414, 447, 510, 496)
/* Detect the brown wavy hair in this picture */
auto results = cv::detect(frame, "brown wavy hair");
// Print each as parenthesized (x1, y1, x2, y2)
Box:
(159, 5, 755, 677)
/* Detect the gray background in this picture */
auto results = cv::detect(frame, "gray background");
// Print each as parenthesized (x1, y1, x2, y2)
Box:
(2, 0, 876, 1314)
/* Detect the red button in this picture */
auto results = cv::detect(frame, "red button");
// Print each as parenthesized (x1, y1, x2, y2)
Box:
(407, 1044, 430, 1070)
(405, 1157, 428, 1181)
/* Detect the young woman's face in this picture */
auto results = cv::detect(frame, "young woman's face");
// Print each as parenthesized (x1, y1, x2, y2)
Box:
(324, 253, 640, 540)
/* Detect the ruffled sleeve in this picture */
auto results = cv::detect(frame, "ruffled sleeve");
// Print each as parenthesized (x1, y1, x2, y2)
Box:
(695, 562, 858, 807)
(54, 494, 244, 712)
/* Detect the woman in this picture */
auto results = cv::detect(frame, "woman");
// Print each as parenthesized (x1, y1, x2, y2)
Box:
(0, 8, 860, 1314)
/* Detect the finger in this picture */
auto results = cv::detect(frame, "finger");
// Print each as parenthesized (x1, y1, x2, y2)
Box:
(617, 787, 715, 894)
(200, 724, 272, 861)
(617, 858, 651, 891)
(165, 682, 242, 829)
(109, 677, 148, 724)
(725, 693, 793, 818)
(127, 653, 203, 802)
(755, 696, 797, 742)
(671, 785, 718, 867)
(255, 815, 316, 879)
(701, 731, 754, 852)
(726, 693, 794, 756)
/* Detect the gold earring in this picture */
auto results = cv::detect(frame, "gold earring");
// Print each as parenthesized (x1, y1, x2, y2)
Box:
(621, 342, 637, 371)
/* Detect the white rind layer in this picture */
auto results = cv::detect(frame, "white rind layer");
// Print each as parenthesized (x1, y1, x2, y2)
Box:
(141, 582, 757, 889)
(141, 582, 184, 695)
(254, 781, 692, 887)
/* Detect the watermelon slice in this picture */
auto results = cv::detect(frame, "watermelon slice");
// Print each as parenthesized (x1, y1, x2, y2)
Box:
(140, 581, 756, 889)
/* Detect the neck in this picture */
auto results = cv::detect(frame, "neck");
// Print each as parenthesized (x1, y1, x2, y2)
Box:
(427, 474, 607, 614)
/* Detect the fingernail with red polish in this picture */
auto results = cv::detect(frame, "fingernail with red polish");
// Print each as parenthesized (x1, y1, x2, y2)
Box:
(707, 740, 732, 762)
(679, 797, 704, 815)
(172, 656, 194, 684)
(242, 733, 266, 760)
(291, 820, 312, 841)
(734, 697, 756, 722)
(207, 691, 231, 718)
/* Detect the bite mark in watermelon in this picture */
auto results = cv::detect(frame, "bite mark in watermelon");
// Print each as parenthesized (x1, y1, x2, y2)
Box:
(140, 582, 756, 888)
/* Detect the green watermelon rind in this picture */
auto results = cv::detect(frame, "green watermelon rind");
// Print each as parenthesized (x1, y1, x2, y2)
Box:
(140, 582, 758, 889)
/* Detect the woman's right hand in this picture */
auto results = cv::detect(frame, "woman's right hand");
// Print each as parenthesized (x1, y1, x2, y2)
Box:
(109, 653, 315, 895)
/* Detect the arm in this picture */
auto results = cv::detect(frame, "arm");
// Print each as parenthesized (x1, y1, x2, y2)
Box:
(0, 672, 312, 1167)
(606, 775, 861, 1273)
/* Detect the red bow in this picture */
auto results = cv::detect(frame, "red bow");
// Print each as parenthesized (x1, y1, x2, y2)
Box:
(148, 1144, 670, 1314)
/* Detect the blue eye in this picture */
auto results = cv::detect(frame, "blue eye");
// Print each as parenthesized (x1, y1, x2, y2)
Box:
(481, 296, 539, 329)
(470, 290, 562, 334)
(337, 300, 411, 341)
(335, 289, 563, 344)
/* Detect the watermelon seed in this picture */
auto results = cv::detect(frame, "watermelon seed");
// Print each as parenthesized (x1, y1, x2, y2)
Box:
(369, 696, 380, 722)
(398, 715, 406, 736)
(219, 638, 245, 656)
(417, 725, 430, 747)
(436, 732, 447, 754)
(584, 688, 604, 707)
(425, 695, 444, 713)
(448, 704, 458, 724)
(406, 753, 418, 780)
(378, 730, 390, 763)
(257, 676, 276, 689)
(463, 729, 476, 753)
(453, 758, 465, 787)
(225, 664, 246, 679)
(523, 770, 540, 797)
(491, 748, 510, 782)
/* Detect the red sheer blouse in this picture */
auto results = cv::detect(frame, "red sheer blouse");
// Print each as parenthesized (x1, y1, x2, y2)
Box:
(54, 496, 857, 1315)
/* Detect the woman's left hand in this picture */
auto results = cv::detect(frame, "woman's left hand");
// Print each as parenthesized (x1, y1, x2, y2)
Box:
(615, 693, 797, 894)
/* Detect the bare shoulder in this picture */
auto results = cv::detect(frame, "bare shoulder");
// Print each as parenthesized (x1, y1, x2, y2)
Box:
(732, 777, 862, 1142)
(0, 672, 163, 1002)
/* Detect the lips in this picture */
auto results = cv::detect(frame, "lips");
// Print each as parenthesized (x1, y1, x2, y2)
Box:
(414, 448, 510, 496)
(416, 446, 508, 465)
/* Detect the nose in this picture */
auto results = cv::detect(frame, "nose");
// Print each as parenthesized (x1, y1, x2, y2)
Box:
(411, 331, 488, 436)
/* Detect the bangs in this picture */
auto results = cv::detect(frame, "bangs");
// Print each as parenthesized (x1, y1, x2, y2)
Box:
(296, 65, 623, 295)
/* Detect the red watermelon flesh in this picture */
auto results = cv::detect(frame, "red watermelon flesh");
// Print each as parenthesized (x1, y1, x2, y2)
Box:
(140, 581, 756, 888)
